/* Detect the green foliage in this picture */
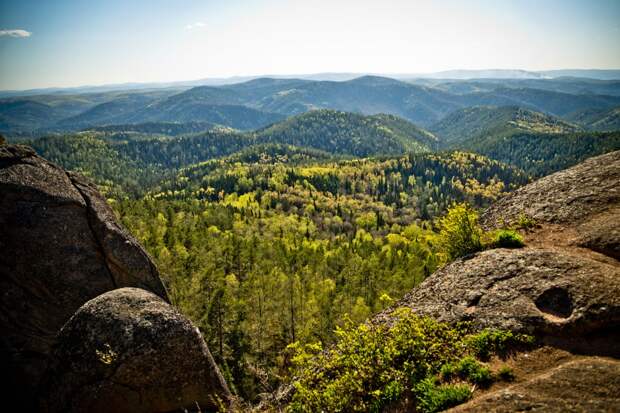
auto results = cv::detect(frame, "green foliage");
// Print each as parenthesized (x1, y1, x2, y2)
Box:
(458, 130, 620, 177)
(489, 229, 525, 249)
(414, 378, 472, 413)
(466, 329, 534, 360)
(286, 308, 530, 412)
(497, 365, 515, 382)
(447, 356, 493, 387)
(515, 213, 536, 230)
(436, 203, 483, 261)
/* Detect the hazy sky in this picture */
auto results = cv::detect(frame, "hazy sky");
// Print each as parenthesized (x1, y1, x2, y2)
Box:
(1, 0, 619, 90)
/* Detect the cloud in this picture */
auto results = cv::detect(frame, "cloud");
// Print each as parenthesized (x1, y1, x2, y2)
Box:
(185, 22, 206, 30)
(0, 29, 32, 38)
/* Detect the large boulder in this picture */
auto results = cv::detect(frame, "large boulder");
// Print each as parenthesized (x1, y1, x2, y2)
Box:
(481, 150, 620, 262)
(481, 150, 620, 229)
(41, 288, 231, 413)
(375, 248, 620, 355)
(0, 145, 167, 407)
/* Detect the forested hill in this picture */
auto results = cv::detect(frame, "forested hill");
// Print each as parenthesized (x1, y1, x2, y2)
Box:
(430, 105, 581, 144)
(27, 110, 438, 195)
(254, 109, 438, 155)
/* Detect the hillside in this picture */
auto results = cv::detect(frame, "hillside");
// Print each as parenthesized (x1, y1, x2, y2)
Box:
(28, 110, 439, 196)
(458, 130, 620, 177)
(430, 106, 580, 144)
(566, 106, 620, 131)
(254, 109, 437, 156)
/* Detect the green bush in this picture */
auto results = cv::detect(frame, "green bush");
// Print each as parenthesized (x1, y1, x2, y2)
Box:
(516, 213, 536, 230)
(414, 377, 472, 413)
(497, 365, 515, 381)
(440, 357, 492, 387)
(286, 308, 533, 412)
(467, 329, 534, 360)
(436, 203, 483, 261)
(491, 229, 525, 249)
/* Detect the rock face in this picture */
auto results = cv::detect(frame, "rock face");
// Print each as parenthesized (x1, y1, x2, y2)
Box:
(0, 144, 230, 410)
(450, 357, 620, 413)
(480, 150, 620, 229)
(377, 151, 620, 353)
(375, 248, 619, 354)
(41, 288, 231, 413)
(482, 150, 620, 262)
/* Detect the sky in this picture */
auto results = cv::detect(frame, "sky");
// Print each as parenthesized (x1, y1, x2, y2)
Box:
(1, 0, 619, 90)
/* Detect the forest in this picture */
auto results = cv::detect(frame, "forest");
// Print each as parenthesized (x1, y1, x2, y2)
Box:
(9, 99, 620, 404)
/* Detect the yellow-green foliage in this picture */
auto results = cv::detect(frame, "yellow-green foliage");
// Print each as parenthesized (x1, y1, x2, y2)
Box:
(286, 308, 533, 413)
(435, 203, 483, 262)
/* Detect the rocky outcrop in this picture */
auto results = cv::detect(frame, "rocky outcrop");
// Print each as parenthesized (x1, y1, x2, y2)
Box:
(482, 150, 620, 263)
(375, 248, 619, 355)
(480, 150, 620, 229)
(41, 288, 231, 413)
(450, 357, 620, 412)
(0, 144, 230, 410)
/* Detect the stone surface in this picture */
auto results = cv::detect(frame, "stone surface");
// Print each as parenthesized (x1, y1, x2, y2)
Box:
(41, 288, 231, 413)
(374, 248, 620, 354)
(0, 144, 167, 408)
(449, 357, 620, 413)
(481, 150, 620, 229)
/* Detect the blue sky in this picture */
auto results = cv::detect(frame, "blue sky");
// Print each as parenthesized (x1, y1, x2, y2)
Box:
(1, 0, 619, 90)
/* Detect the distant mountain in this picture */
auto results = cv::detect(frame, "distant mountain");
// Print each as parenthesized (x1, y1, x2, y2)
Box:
(539, 69, 620, 80)
(418, 69, 548, 80)
(4, 75, 620, 136)
(0, 100, 67, 133)
(409, 78, 620, 97)
(87, 121, 216, 136)
(565, 106, 620, 131)
(254, 109, 437, 156)
(430, 106, 580, 144)
(428, 105, 620, 176)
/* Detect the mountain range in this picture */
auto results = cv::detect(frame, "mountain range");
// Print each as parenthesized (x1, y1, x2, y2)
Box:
(3, 75, 620, 137)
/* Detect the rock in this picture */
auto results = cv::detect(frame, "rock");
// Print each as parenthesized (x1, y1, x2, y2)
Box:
(481, 150, 620, 229)
(0, 145, 167, 407)
(449, 357, 620, 412)
(375, 248, 620, 355)
(41, 288, 231, 413)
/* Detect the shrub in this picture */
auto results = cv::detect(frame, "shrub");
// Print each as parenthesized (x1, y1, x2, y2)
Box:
(440, 357, 492, 387)
(515, 213, 536, 230)
(436, 203, 483, 261)
(490, 229, 525, 249)
(414, 377, 472, 413)
(467, 329, 534, 360)
(497, 365, 515, 381)
(287, 308, 533, 412)
(454, 356, 493, 387)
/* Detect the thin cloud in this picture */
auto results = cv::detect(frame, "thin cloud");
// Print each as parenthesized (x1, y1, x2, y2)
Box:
(0, 29, 32, 38)
(185, 22, 206, 30)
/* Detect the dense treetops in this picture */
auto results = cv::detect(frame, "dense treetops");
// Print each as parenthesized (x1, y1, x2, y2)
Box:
(254, 109, 437, 156)
(430, 105, 581, 144)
